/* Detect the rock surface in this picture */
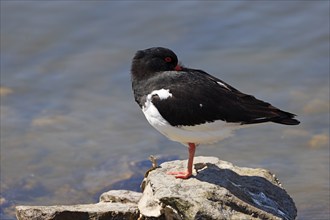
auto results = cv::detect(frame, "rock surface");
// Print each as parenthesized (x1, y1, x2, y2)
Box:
(139, 156, 296, 220)
(16, 190, 141, 220)
(99, 190, 142, 204)
(16, 157, 297, 220)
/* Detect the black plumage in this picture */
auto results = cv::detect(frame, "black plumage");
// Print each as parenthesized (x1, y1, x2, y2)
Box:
(131, 47, 299, 127)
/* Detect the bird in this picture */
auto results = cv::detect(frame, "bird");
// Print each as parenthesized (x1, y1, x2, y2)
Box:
(130, 47, 300, 179)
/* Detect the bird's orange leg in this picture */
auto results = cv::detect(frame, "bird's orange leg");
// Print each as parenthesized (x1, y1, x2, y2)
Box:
(167, 143, 196, 179)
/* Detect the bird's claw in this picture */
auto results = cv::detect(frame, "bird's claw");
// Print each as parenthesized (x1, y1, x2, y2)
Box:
(167, 170, 192, 179)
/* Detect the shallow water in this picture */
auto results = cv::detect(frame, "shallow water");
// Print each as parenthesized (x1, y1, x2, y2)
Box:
(1, 1, 329, 219)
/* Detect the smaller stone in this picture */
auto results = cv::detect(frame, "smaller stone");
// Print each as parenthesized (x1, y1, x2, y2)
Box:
(99, 190, 142, 204)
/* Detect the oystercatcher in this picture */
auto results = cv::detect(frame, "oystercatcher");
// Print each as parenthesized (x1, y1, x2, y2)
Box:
(130, 47, 300, 179)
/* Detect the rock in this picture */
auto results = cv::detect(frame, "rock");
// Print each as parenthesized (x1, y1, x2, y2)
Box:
(139, 156, 297, 220)
(16, 157, 297, 220)
(99, 190, 142, 204)
(16, 190, 141, 220)
(16, 203, 139, 220)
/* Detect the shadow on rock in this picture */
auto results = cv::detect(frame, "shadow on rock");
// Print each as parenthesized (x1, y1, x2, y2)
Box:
(195, 162, 296, 220)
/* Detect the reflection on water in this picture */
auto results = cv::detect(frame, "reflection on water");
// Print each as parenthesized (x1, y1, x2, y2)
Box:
(1, 1, 329, 219)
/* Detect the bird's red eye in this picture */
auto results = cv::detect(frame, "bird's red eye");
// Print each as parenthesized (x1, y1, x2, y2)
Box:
(164, 57, 172, 62)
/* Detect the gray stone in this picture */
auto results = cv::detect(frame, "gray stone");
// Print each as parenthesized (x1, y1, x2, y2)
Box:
(99, 190, 142, 204)
(16, 199, 139, 220)
(139, 156, 297, 220)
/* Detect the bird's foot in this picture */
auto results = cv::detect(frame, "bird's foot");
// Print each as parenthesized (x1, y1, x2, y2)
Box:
(167, 170, 192, 179)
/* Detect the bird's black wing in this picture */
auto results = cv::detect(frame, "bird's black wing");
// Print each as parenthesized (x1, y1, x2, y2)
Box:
(151, 69, 299, 126)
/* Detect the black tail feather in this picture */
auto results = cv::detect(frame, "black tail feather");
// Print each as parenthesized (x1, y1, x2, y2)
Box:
(271, 116, 300, 125)
(241, 110, 300, 125)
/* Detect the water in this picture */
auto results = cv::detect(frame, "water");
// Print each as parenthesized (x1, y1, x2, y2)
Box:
(1, 1, 329, 219)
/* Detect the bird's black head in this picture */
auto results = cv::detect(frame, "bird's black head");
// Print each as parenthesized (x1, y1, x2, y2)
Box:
(131, 47, 181, 81)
